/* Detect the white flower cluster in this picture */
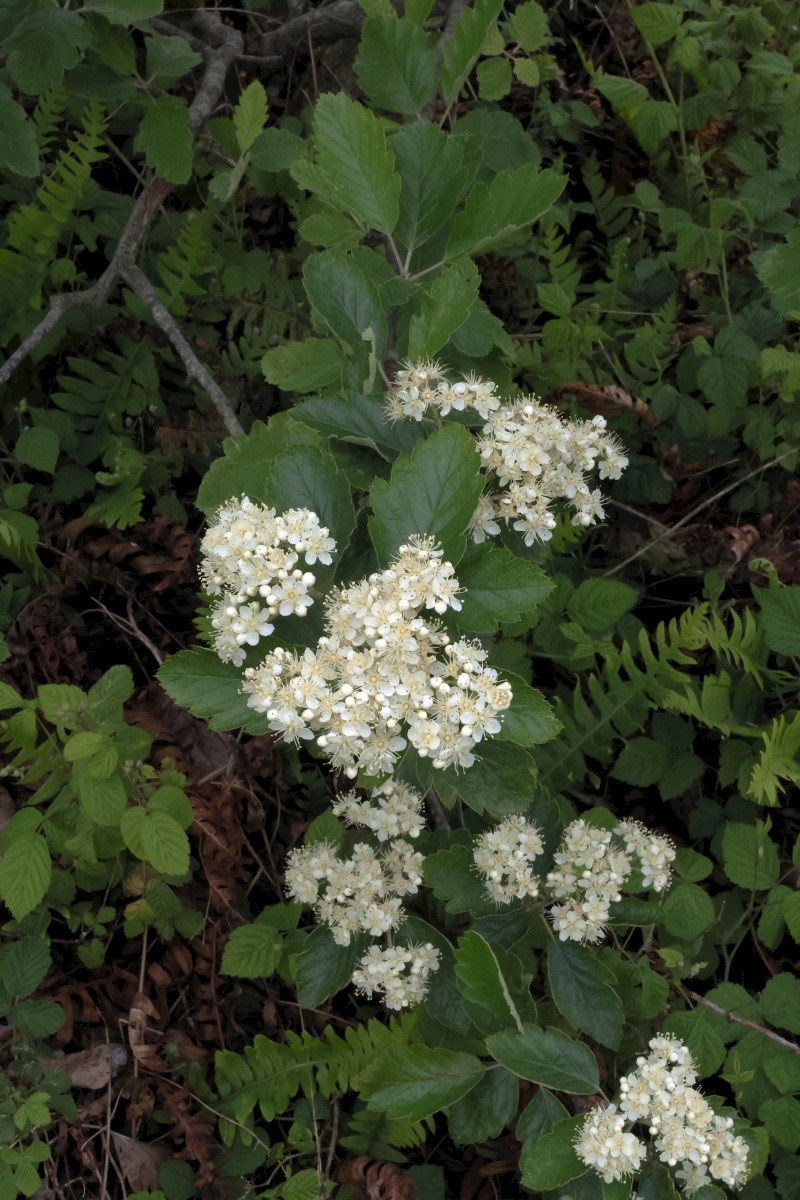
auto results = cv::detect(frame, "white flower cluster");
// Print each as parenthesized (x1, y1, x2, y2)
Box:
(352, 943, 440, 1010)
(332, 780, 424, 841)
(386, 360, 501, 422)
(285, 782, 439, 1009)
(576, 1037, 749, 1193)
(385, 362, 628, 547)
(243, 537, 512, 778)
(473, 816, 544, 903)
(200, 498, 336, 666)
(472, 817, 674, 943)
(548, 819, 674, 943)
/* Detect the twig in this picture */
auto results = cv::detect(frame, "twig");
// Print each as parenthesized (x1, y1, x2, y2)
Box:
(123, 263, 243, 435)
(604, 447, 799, 577)
(0, 14, 243, 394)
(257, 0, 370, 62)
(686, 989, 800, 1055)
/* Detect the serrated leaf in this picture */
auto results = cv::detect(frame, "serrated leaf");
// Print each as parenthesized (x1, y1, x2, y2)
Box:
(262, 338, 345, 393)
(157, 649, 269, 734)
(662, 882, 715, 940)
(196, 416, 320, 514)
(145, 32, 202, 82)
(0, 937, 51, 998)
(445, 741, 537, 817)
(293, 393, 423, 461)
(292, 927, 365, 1007)
(448, 1066, 518, 1144)
(361, 1044, 485, 1120)
(631, 2, 683, 44)
(0, 834, 51, 920)
(134, 96, 192, 184)
(756, 586, 800, 655)
(547, 940, 623, 1049)
(440, 0, 504, 106)
(234, 81, 268, 153)
(368, 425, 482, 565)
(303, 251, 386, 362)
(407, 260, 479, 359)
(75, 771, 128, 825)
(305, 92, 401, 233)
(519, 1114, 586, 1191)
(722, 822, 779, 890)
(11, 998, 67, 1039)
(0, 86, 40, 177)
(445, 162, 565, 260)
(250, 127, 307, 172)
(454, 932, 526, 1032)
(135, 810, 190, 875)
(760, 974, 800, 1034)
(756, 228, 800, 320)
(221, 924, 282, 978)
(5, 10, 89, 93)
(476, 56, 512, 101)
(456, 543, 553, 632)
(354, 16, 436, 114)
(497, 674, 561, 747)
(393, 120, 471, 258)
(266, 442, 356, 557)
(567, 578, 638, 629)
(511, 1, 549, 51)
(486, 1025, 599, 1092)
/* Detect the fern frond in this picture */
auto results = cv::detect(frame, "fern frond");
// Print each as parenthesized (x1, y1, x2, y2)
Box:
(540, 221, 582, 294)
(582, 157, 630, 241)
(156, 212, 212, 316)
(340, 1106, 432, 1161)
(746, 713, 800, 807)
(32, 86, 68, 155)
(691, 605, 776, 687)
(53, 334, 159, 426)
(214, 1014, 419, 1128)
(540, 606, 706, 790)
(622, 297, 677, 387)
(0, 100, 106, 336)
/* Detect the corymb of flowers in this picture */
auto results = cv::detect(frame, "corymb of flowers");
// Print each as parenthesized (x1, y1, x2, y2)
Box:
(386, 361, 629, 545)
(575, 1036, 749, 1194)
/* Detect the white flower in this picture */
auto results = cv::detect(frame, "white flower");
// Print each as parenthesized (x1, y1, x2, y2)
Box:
(574, 1105, 647, 1182)
(474, 816, 544, 903)
(352, 942, 440, 1009)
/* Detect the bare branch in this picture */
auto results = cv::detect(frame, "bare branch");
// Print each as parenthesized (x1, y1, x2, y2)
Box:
(122, 264, 243, 437)
(0, 15, 243, 393)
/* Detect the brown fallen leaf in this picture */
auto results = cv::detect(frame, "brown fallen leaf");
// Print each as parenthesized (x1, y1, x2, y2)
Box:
(55, 1042, 129, 1089)
(724, 524, 760, 562)
(111, 1133, 168, 1190)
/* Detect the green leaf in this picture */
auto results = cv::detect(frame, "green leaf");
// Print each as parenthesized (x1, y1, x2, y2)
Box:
(221, 924, 282, 978)
(0, 86, 40, 177)
(497, 675, 561, 747)
(517, 1087, 570, 1147)
(293, 392, 423, 461)
(407, 260, 479, 359)
(424, 842, 490, 914)
(756, 228, 800, 320)
(292, 927, 363, 1007)
(131, 810, 190, 875)
(0, 937, 51, 998)
(486, 1025, 599, 1093)
(144, 32, 202, 82)
(510, 1, 549, 51)
(447, 1066, 518, 1143)
(83, 0, 164, 21)
(250, 127, 307, 172)
(445, 162, 565, 260)
(11, 998, 67, 1039)
(75, 771, 128, 826)
(454, 932, 526, 1033)
(368, 425, 483, 565)
(5, 10, 89, 93)
(519, 1114, 587, 1190)
(759, 1095, 800, 1152)
(195, 415, 320, 514)
(567, 578, 638, 630)
(757, 586, 800, 655)
(440, 0, 504, 106)
(451, 742, 537, 817)
(761, 974, 800, 1034)
(262, 338, 345, 393)
(134, 96, 193, 184)
(697, 355, 749, 407)
(547, 940, 624, 1049)
(722, 822, 780, 890)
(662, 882, 715, 940)
(157, 649, 268, 734)
(476, 56, 512, 101)
(0, 834, 51, 920)
(354, 16, 436, 114)
(457, 543, 553, 632)
(361, 1044, 485, 1120)
(15, 427, 59, 475)
(305, 92, 401, 233)
(234, 81, 268, 153)
(612, 738, 667, 787)
(393, 121, 471, 258)
(268, 443, 356, 559)
(303, 251, 386, 361)
(631, 2, 683, 44)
